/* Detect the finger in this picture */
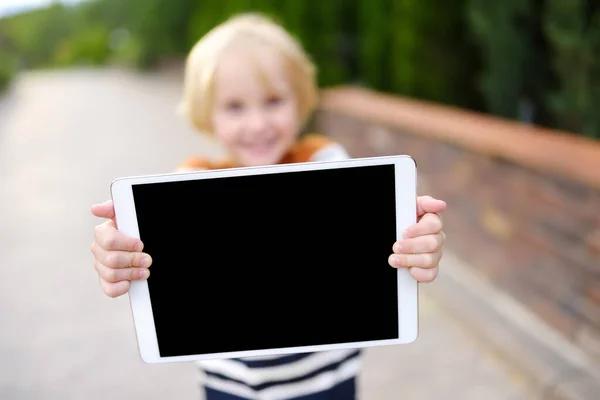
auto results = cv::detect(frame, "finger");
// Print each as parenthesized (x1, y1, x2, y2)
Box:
(91, 245, 152, 270)
(404, 213, 443, 239)
(409, 266, 439, 283)
(393, 232, 444, 254)
(93, 220, 143, 252)
(91, 200, 115, 220)
(388, 251, 442, 269)
(95, 259, 150, 283)
(416, 196, 447, 218)
(99, 277, 131, 298)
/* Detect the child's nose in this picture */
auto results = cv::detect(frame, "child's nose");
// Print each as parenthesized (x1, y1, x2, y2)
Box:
(247, 110, 268, 132)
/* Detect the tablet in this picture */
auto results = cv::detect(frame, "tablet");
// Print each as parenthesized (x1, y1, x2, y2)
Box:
(110, 155, 418, 364)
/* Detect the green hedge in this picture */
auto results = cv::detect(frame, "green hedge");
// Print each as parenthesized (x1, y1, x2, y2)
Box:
(0, 58, 15, 93)
(466, 0, 599, 137)
(543, 0, 600, 138)
(0, 0, 598, 138)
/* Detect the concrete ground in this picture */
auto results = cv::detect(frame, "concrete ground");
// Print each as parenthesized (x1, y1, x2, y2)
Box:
(0, 68, 532, 400)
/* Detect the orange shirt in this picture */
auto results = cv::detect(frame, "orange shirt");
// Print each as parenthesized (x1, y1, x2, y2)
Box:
(178, 134, 350, 171)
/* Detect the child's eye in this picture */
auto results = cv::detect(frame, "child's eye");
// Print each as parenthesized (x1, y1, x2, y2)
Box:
(226, 101, 244, 112)
(265, 96, 283, 107)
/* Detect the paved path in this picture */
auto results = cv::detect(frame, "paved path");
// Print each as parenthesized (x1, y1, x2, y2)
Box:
(0, 68, 532, 400)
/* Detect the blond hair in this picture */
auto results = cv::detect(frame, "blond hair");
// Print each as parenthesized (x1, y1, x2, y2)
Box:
(179, 12, 318, 133)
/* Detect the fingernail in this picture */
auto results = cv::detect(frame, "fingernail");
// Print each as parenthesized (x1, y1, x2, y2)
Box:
(135, 241, 144, 252)
(394, 242, 403, 253)
(138, 269, 150, 280)
(139, 255, 151, 268)
(402, 230, 410, 239)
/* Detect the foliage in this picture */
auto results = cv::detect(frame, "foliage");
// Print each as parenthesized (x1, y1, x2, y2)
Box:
(361, 0, 478, 107)
(0, 56, 15, 92)
(542, 0, 600, 138)
(0, 0, 597, 138)
(467, 0, 540, 120)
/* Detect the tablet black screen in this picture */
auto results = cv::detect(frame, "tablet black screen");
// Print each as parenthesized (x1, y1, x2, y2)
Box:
(132, 164, 398, 357)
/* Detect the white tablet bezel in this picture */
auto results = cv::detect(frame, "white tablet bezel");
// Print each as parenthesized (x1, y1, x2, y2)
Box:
(110, 155, 418, 364)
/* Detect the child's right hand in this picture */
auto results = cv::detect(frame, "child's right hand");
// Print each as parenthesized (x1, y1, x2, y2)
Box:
(90, 200, 152, 298)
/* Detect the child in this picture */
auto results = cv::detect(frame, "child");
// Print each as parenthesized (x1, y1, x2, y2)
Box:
(90, 12, 447, 400)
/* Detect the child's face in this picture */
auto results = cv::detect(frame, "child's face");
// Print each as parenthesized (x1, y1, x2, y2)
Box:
(211, 49, 300, 167)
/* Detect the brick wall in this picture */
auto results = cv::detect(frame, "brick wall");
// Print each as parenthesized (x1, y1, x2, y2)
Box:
(310, 86, 600, 361)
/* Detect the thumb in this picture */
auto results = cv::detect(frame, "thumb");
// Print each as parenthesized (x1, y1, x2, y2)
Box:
(416, 195, 447, 217)
(91, 200, 115, 220)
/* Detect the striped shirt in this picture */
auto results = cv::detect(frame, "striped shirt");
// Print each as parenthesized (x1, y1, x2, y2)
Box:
(177, 134, 360, 400)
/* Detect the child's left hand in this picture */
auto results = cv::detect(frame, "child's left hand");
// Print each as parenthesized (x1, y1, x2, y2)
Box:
(388, 195, 447, 283)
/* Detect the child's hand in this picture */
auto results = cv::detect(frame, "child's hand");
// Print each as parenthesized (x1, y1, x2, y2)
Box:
(388, 195, 447, 283)
(90, 200, 152, 298)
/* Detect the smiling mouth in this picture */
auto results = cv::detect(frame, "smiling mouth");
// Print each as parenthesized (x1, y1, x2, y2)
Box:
(240, 137, 278, 153)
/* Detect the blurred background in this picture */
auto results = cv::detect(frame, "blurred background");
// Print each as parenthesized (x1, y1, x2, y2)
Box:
(1, 1, 599, 399)
(1, 0, 599, 137)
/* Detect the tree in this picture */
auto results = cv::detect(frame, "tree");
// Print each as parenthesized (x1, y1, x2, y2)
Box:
(543, 0, 600, 137)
